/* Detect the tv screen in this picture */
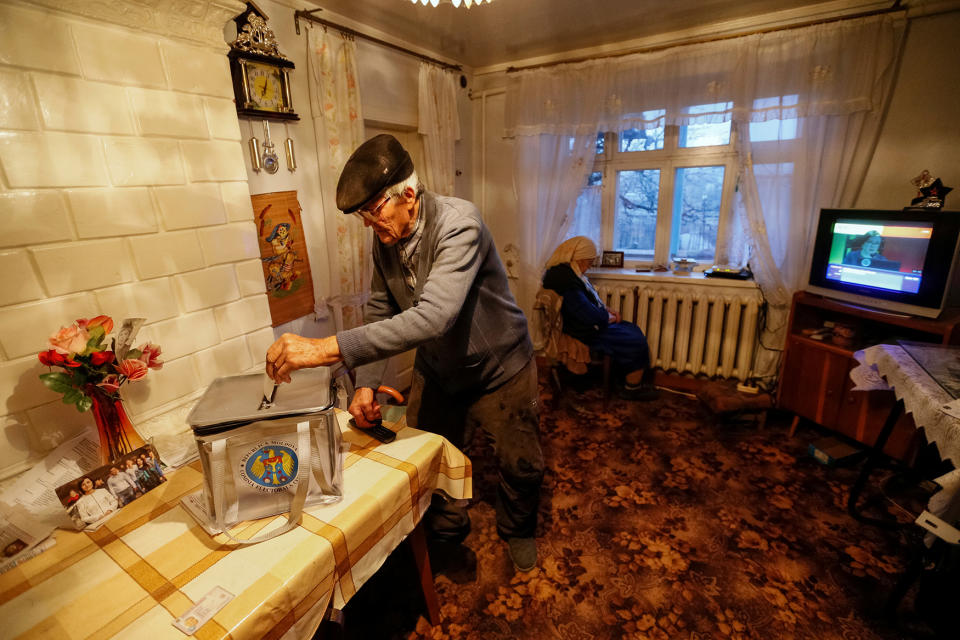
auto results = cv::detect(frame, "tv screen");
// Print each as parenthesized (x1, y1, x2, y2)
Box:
(823, 219, 932, 295)
(806, 209, 960, 318)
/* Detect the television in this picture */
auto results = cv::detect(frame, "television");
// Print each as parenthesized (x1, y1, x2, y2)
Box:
(805, 209, 960, 318)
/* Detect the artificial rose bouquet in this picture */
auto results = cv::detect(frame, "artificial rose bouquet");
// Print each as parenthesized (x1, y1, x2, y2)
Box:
(38, 315, 163, 412)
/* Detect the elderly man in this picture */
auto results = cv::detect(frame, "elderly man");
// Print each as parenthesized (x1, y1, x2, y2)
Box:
(266, 134, 543, 571)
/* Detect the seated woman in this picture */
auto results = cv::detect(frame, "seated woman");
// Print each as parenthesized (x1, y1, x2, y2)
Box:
(542, 236, 656, 400)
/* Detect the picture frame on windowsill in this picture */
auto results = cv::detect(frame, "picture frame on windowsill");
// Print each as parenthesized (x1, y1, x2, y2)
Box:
(600, 251, 624, 268)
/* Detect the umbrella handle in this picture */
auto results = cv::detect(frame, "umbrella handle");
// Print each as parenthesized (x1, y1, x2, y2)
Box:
(375, 385, 405, 404)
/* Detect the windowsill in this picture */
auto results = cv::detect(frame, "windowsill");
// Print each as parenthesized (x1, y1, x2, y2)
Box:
(586, 267, 759, 289)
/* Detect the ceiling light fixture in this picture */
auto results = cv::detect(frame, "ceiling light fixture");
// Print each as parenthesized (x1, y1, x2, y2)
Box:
(411, 0, 494, 8)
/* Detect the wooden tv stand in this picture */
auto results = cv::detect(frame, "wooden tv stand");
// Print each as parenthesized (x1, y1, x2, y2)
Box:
(777, 291, 960, 460)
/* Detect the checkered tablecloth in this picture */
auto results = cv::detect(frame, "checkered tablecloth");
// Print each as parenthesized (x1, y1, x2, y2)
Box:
(0, 411, 472, 640)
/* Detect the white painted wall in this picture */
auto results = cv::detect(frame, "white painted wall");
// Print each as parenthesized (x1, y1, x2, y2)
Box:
(0, 0, 272, 478)
(0, 0, 475, 480)
(856, 11, 960, 209)
(232, 0, 335, 346)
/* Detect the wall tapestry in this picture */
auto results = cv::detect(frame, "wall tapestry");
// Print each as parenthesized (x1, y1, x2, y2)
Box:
(250, 190, 315, 326)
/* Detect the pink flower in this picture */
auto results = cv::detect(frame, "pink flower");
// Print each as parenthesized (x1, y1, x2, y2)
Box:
(97, 374, 121, 393)
(48, 323, 90, 356)
(117, 358, 148, 381)
(137, 343, 163, 370)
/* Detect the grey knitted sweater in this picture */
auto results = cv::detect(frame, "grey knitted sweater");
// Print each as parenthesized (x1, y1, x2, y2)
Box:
(337, 191, 532, 394)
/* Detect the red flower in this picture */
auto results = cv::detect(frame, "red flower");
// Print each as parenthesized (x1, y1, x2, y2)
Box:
(90, 351, 115, 366)
(117, 358, 148, 381)
(78, 315, 114, 334)
(137, 343, 164, 370)
(38, 349, 65, 366)
(38, 349, 82, 368)
(98, 374, 121, 394)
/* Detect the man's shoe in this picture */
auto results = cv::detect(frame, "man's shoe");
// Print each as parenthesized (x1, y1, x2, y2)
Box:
(507, 537, 537, 572)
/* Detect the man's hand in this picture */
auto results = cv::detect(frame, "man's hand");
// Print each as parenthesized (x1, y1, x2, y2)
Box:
(265, 333, 342, 383)
(607, 309, 621, 324)
(348, 387, 381, 428)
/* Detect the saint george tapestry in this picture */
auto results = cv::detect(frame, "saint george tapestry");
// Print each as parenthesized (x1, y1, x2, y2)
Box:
(250, 190, 316, 326)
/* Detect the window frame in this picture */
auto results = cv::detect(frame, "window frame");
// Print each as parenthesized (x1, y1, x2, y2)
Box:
(593, 123, 738, 270)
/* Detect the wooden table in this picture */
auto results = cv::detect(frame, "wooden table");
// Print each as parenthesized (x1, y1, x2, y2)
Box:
(0, 411, 472, 639)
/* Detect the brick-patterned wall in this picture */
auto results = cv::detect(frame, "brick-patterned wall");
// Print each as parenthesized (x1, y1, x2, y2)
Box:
(0, 0, 273, 479)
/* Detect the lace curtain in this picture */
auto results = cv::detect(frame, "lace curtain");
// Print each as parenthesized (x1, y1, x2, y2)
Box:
(728, 17, 905, 381)
(505, 15, 903, 135)
(418, 64, 461, 196)
(505, 14, 906, 365)
(566, 184, 602, 248)
(511, 64, 612, 345)
(307, 27, 371, 331)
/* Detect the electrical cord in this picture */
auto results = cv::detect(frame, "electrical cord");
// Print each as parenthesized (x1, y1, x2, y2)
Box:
(746, 273, 785, 396)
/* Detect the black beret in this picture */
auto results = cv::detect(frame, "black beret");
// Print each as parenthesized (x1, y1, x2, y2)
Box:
(336, 134, 414, 213)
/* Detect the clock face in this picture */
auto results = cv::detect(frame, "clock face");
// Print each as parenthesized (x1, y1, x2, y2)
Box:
(245, 61, 285, 112)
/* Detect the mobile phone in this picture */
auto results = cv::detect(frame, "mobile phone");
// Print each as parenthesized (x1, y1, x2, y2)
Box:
(348, 418, 396, 443)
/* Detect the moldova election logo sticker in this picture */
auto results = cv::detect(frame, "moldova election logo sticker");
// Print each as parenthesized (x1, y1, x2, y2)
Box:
(241, 442, 299, 492)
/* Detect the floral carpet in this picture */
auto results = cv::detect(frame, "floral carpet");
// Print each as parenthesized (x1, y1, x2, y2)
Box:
(339, 374, 929, 640)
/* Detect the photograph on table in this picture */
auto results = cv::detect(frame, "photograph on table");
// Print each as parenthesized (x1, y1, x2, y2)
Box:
(55, 444, 168, 530)
(600, 250, 624, 267)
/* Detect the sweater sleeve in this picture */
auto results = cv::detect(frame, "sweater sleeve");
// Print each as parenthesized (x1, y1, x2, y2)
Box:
(337, 215, 483, 370)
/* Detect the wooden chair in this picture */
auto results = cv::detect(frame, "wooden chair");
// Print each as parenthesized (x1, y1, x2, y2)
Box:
(534, 289, 613, 408)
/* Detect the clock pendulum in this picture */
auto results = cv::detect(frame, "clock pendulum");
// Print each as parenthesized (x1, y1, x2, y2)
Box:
(284, 123, 297, 172)
(261, 120, 280, 174)
(248, 135, 262, 173)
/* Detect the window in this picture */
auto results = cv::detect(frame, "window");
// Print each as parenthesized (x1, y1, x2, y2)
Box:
(574, 103, 738, 268)
(749, 95, 798, 142)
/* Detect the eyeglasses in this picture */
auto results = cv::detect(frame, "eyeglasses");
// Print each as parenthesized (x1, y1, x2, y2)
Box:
(353, 196, 391, 223)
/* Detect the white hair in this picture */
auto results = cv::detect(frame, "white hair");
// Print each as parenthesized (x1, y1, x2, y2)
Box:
(384, 170, 424, 200)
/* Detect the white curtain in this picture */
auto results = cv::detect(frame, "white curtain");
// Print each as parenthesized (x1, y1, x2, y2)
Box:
(307, 27, 370, 331)
(729, 16, 905, 380)
(507, 63, 611, 345)
(418, 64, 461, 196)
(505, 13, 905, 362)
(566, 183, 602, 249)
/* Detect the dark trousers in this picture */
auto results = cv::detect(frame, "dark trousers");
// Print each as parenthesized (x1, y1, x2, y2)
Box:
(406, 357, 544, 541)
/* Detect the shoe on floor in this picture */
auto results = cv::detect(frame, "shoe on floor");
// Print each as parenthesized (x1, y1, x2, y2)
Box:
(507, 537, 537, 572)
(620, 383, 659, 401)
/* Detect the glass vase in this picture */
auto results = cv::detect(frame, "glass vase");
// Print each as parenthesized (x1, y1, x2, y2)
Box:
(87, 386, 144, 466)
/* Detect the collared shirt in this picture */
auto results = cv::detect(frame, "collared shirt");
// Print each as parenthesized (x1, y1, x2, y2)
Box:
(397, 202, 424, 290)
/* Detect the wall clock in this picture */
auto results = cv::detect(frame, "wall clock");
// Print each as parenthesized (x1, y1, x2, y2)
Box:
(228, 3, 299, 121)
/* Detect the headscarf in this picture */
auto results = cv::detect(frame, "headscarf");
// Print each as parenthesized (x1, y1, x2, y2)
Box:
(544, 236, 598, 277)
(544, 236, 602, 306)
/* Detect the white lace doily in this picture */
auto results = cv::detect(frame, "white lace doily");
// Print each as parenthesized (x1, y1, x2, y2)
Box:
(851, 344, 960, 467)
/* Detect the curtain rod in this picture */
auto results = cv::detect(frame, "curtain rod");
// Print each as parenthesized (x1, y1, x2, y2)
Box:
(294, 8, 462, 72)
(505, 1, 904, 73)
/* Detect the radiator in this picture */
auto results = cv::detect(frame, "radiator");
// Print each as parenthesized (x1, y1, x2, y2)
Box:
(592, 279, 763, 382)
